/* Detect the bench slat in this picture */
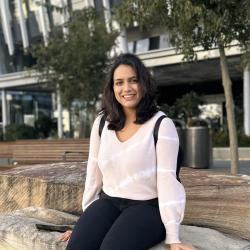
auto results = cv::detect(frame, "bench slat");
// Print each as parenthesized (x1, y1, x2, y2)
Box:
(0, 139, 91, 164)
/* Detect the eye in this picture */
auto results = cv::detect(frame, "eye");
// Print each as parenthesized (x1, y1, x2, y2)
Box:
(131, 78, 139, 84)
(114, 81, 123, 86)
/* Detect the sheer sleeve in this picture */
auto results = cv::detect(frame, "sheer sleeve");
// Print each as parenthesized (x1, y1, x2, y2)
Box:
(82, 115, 103, 212)
(156, 117, 186, 244)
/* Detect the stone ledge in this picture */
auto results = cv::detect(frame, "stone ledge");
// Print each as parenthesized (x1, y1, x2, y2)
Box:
(213, 147, 250, 160)
(1, 164, 250, 247)
(0, 207, 249, 250)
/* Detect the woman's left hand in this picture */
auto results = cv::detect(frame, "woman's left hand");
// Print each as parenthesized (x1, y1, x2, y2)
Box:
(170, 243, 197, 250)
(58, 230, 72, 242)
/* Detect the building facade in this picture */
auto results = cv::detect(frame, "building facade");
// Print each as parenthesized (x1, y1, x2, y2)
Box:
(0, 0, 249, 138)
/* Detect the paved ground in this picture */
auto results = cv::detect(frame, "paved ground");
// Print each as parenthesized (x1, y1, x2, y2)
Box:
(210, 160, 250, 175)
(1, 160, 249, 175)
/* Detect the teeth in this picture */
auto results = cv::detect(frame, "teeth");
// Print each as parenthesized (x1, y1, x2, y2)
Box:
(123, 94, 134, 97)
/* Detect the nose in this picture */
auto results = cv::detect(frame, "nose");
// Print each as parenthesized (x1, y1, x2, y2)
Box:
(123, 81, 132, 92)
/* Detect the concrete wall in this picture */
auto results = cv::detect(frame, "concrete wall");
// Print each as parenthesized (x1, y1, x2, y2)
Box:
(213, 147, 250, 160)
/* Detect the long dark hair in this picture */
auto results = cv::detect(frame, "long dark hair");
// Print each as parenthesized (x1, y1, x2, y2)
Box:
(101, 53, 158, 131)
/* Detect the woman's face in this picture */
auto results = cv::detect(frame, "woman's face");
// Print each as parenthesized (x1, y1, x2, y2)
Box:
(113, 64, 143, 112)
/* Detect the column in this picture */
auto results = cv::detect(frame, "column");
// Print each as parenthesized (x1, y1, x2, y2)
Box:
(86, 0, 94, 7)
(56, 87, 63, 138)
(119, 28, 128, 53)
(60, 0, 69, 37)
(244, 66, 250, 136)
(103, 0, 128, 54)
(102, 0, 111, 33)
(38, 0, 49, 46)
(0, 0, 14, 55)
(1, 89, 8, 137)
(111, 24, 128, 54)
(16, 0, 29, 49)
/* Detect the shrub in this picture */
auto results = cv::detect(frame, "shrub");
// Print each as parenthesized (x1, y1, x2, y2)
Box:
(212, 130, 250, 147)
(5, 124, 37, 141)
(238, 133, 250, 147)
(212, 131, 229, 147)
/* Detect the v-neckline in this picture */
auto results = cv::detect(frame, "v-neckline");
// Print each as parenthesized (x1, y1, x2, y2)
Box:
(110, 111, 162, 144)
(114, 125, 144, 144)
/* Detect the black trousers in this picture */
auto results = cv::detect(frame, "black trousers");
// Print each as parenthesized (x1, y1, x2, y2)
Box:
(66, 191, 166, 250)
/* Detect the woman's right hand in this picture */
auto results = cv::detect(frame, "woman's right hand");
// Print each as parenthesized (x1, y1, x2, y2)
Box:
(59, 230, 72, 241)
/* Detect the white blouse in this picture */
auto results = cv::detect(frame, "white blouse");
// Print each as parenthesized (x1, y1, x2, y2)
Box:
(82, 111, 186, 244)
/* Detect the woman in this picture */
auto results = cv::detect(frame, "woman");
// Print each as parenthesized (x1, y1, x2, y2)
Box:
(60, 53, 196, 250)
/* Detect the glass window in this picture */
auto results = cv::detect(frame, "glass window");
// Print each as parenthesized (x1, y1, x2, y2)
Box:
(135, 38, 149, 53)
(149, 36, 160, 50)
(128, 41, 135, 53)
(159, 34, 174, 49)
(5, 91, 52, 125)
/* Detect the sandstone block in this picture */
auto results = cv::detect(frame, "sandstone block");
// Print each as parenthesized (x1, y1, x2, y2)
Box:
(0, 162, 86, 214)
(0, 207, 249, 250)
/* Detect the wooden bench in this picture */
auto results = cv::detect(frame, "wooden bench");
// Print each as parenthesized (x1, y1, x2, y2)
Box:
(12, 139, 90, 165)
(0, 142, 16, 166)
(0, 142, 15, 159)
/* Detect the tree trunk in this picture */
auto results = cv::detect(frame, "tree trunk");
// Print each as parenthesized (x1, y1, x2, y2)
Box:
(218, 44, 239, 175)
(67, 104, 73, 138)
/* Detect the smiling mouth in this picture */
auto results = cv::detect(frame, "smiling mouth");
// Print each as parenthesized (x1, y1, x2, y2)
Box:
(123, 94, 136, 100)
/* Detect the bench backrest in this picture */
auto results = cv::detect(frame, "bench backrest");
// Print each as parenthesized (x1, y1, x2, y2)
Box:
(0, 142, 15, 158)
(11, 139, 90, 164)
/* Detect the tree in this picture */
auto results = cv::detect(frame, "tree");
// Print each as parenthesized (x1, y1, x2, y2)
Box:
(116, 0, 250, 174)
(160, 92, 204, 124)
(175, 92, 204, 125)
(31, 7, 117, 136)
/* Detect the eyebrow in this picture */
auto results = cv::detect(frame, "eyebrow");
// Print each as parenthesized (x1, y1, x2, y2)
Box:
(114, 76, 137, 82)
